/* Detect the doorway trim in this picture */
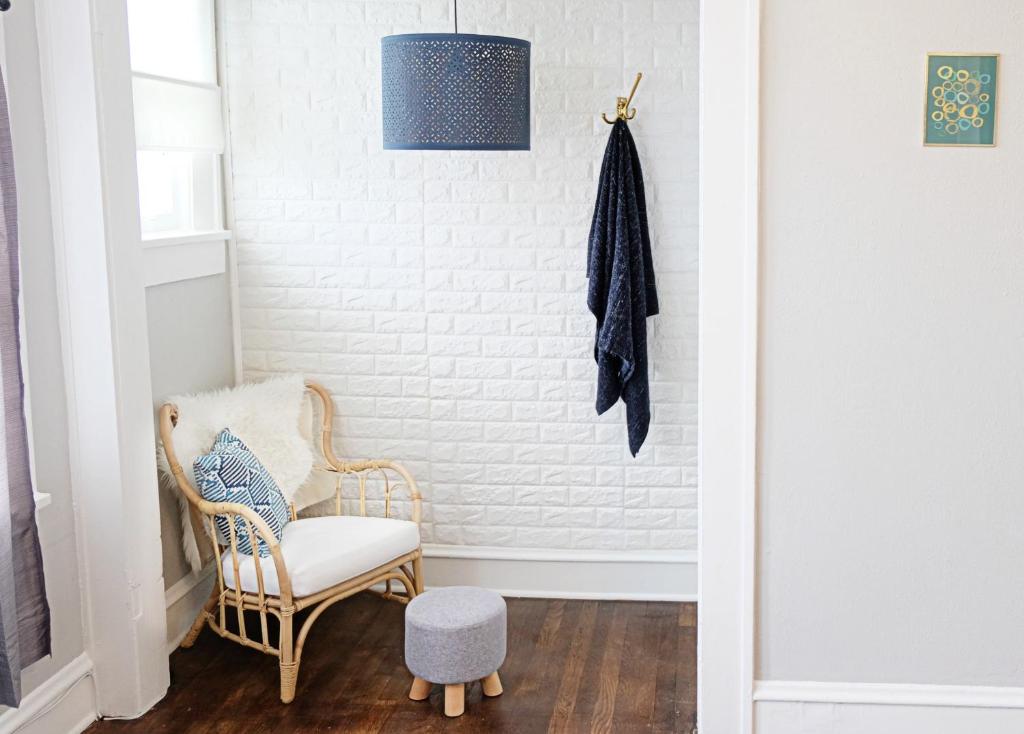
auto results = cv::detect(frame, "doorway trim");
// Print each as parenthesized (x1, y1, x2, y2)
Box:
(34, 0, 169, 717)
(27, 0, 765, 723)
(697, 0, 760, 731)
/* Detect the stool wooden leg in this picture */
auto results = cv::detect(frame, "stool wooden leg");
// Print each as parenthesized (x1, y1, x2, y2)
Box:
(482, 671, 503, 697)
(444, 683, 465, 717)
(409, 677, 431, 701)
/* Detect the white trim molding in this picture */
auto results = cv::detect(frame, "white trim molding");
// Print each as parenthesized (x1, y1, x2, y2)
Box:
(164, 566, 216, 654)
(213, 0, 244, 385)
(755, 680, 1024, 709)
(420, 544, 696, 601)
(143, 238, 227, 287)
(161, 544, 693, 659)
(0, 655, 96, 734)
(698, 0, 761, 730)
(754, 680, 1024, 734)
(142, 231, 231, 288)
(164, 546, 693, 660)
(164, 566, 215, 611)
(142, 230, 232, 249)
(35, 0, 170, 716)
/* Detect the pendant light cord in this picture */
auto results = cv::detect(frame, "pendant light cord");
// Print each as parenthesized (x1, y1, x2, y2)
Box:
(454, 0, 459, 33)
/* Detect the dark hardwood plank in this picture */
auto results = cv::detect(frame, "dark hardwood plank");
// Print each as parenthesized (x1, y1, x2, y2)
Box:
(610, 602, 660, 731)
(561, 601, 616, 728)
(502, 597, 547, 698)
(652, 602, 683, 732)
(588, 603, 627, 733)
(86, 595, 696, 734)
(679, 602, 697, 629)
(545, 600, 598, 733)
(514, 599, 575, 717)
(675, 605, 699, 733)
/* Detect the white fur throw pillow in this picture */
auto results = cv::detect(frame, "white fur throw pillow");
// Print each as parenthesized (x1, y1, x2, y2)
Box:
(157, 374, 313, 572)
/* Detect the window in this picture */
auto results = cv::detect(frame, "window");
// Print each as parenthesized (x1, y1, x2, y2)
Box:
(127, 0, 231, 285)
(127, 0, 217, 85)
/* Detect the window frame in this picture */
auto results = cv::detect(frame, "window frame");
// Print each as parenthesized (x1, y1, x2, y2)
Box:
(127, 0, 233, 288)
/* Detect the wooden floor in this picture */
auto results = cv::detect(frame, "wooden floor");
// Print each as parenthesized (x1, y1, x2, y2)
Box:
(87, 594, 696, 734)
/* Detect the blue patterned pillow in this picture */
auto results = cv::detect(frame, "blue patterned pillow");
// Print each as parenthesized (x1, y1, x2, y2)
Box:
(193, 429, 290, 557)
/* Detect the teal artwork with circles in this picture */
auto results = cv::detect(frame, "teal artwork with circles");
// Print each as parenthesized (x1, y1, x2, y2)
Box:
(925, 54, 998, 146)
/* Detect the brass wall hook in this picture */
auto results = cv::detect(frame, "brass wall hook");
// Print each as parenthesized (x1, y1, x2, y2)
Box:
(602, 72, 643, 124)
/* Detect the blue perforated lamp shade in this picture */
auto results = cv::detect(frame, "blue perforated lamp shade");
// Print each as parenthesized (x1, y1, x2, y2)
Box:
(381, 33, 531, 151)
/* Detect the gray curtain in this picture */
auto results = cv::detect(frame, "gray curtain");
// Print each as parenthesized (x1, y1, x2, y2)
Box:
(0, 66, 51, 708)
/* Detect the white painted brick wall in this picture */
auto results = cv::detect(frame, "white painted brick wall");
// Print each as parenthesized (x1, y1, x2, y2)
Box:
(224, 0, 698, 552)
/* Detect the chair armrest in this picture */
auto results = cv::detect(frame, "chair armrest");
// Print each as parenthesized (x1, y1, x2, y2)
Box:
(314, 459, 422, 525)
(195, 499, 293, 604)
(303, 383, 421, 525)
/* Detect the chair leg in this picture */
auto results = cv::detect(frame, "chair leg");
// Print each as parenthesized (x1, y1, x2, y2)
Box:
(279, 609, 298, 704)
(409, 676, 431, 701)
(280, 662, 298, 704)
(180, 585, 218, 649)
(444, 683, 465, 717)
(482, 671, 503, 697)
(412, 553, 424, 595)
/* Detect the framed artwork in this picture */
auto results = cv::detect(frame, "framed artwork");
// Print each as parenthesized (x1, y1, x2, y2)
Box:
(924, 53, 999, 147)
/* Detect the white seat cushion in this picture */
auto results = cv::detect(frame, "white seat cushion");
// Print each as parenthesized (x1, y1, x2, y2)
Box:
(220, 515, 420, 598)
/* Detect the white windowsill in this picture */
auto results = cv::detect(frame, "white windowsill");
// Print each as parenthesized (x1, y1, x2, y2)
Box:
(34, 492, 51, 510)
(131, 70, 220, 92)
(142, 229, 231, 249)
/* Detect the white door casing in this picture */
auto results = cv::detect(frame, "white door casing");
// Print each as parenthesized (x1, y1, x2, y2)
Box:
(34, 0, 169, 717)
(697, 0, 760, 731)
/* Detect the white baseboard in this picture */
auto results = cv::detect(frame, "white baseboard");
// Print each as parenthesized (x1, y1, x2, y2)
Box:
(160, 545, 694, 650)
(420, 544, 696, 601)
(754, 680, 1024, 734)
(0, 654, 96, 734)
(164, 565, 215, 653)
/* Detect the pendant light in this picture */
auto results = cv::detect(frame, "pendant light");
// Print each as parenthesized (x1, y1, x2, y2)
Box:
(381, 0, 531, 151)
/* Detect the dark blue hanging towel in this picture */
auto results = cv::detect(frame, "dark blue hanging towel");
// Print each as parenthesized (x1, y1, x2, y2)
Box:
(586, 119, 659, 456)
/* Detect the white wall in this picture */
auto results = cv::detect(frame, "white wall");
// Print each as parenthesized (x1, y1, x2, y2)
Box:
(147, 273, 234, 647)
(222, 0, 698, 556)
(147, 273, 235, 590)
(756, 0, 1024, 718)
(0, 0, 85, 704)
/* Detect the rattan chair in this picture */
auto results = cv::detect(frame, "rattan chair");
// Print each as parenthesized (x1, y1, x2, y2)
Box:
(158, 380, 424, 703)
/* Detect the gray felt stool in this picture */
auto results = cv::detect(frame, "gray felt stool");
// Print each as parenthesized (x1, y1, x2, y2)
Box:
(405, 586, 507, 717)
